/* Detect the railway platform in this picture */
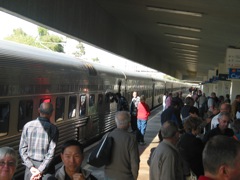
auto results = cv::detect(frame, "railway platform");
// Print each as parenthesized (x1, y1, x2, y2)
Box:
(81, 106, 163, 180)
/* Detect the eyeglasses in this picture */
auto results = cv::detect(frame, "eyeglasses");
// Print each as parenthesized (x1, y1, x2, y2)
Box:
(0, 161, 16, 167)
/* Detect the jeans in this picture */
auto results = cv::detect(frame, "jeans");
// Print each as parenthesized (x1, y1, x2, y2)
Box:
(137, 119, 147, 142)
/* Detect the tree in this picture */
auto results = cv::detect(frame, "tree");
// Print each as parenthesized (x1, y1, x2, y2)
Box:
(4, 28, 38, 47)
(73, 42, 85, 57)
(37, 27, 64, 53)
(92, 57, 100, 62)
(5, 27, 65, 53)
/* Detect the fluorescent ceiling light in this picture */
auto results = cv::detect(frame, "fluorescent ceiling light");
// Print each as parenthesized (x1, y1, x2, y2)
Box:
(147, 6, 203, 17)
(158, 23, 201, 32)
(175, 53, 198, 57)
(170, 42, 199, 48)
(173, 48, 198, 53)
(165, 33, 201, 41)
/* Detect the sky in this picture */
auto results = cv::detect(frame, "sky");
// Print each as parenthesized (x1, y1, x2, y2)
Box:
(0, 10, 165, 76)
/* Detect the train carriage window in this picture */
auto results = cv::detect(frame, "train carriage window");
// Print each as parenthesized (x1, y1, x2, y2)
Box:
(55, 97, 65, 122)
(40, 98, 51, 104)
(18, 100, 33, 131)
(0, 103, 10, 136)
(68, 96, 77, 118)
(79, 95, 86, 116)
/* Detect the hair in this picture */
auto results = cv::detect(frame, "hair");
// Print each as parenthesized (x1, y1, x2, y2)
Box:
(115, 111, 130, 128)
(39, 102, 54, 115)
(218, 111, 231, 121)
(61, 139, 83, 154)
(140, 95, 146, 102)
(220, 102, 231, 112)
(0, 147, 18, 166)
(185, 97, 194, 106)
(236, 95, 240, 99)
(189, 106, 199, 116)
(161, 121, 178, 138)
(202, 135, 240, 174)
(184, 117, 203, 133)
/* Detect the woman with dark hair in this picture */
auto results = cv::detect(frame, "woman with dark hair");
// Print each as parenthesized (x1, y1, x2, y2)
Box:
(177, 117, 204, 179)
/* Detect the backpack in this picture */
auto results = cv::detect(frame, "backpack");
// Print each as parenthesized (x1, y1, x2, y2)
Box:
(87, 133, 113, 167)
(119, 96, 129, 111)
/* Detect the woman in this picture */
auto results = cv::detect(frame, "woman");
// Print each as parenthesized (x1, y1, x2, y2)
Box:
(137, 95, 150, 145)
(0, 147, 18, 180)
(177, 117, 204, 178)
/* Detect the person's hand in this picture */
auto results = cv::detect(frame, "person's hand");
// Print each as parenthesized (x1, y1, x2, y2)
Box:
(30, 167, 41, 180)
(73, 173, 85, 180)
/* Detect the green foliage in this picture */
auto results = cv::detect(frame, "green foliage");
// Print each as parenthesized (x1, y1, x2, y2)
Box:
(5, 27, 64, 53)
(73, 42, 85, 57)
(92, 57, 100, 62)
(5, 28, 39, 47)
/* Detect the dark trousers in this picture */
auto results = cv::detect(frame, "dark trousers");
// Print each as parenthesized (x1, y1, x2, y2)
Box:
(24, 159, 55, 180)
(131, 115, 138, 131)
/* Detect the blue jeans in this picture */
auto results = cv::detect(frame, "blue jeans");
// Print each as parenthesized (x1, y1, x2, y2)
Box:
(137, 119, 147, 142)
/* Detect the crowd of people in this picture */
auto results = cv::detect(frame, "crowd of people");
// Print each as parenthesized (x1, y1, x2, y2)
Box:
(2, 89, 240, 180)
(153, 88, 240, 180)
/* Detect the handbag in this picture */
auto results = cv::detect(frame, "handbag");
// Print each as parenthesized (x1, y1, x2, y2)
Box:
(87, 132, 113, 167)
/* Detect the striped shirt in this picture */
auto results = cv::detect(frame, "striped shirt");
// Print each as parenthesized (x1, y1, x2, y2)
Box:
(19, 117, 59, 173)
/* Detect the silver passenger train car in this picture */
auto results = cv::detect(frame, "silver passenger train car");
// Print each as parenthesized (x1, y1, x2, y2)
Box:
(0, 40, 190, 178)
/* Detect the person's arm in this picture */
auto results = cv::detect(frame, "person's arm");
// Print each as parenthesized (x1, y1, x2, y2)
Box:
(130, 138, 140, 179)
(38, 126, 59, 173)
(19, 127, 34, 169)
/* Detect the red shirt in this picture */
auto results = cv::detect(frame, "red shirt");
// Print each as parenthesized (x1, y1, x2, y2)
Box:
(137, 102, 150, 120)
(198, 175, 214, 180)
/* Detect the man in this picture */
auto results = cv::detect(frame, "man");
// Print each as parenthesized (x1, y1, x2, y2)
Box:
(55, 140, 96, 180)
(130, 91, 140, 132)
(208, 92, 217, 112)
(150, 121, 184, 180)
(203, 112, 234, 144)
(199, 135, 240, 180)
(231, 94, 240, 120)
(211, 102, 231, 129)
(19, 102, 59, 180)
(105, 111, 140, 180)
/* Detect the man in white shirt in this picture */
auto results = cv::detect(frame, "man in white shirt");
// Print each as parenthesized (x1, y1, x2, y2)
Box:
(211, 102, 231, 129)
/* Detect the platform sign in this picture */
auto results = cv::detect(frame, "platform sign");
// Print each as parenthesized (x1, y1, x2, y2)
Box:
(226, 48, 240, 68)
(228, 68, 240, 79)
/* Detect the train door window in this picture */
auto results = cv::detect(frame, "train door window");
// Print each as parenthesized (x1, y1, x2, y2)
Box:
(0, 103, 10, 136)
(89, 94, 96, 114)
(68, 96, 77, 118)
(98, 94, 103, 105)
(79, 95, 86, 116)
(18, 100, 33, 131)
(89, 94, 95, 107)
(55, 97, 65, 122)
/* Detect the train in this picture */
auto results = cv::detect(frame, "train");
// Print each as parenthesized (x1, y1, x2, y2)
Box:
(0, 40, 192, 178)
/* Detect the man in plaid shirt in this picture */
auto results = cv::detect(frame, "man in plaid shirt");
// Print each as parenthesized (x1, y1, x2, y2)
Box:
(19, 102, 59, 180)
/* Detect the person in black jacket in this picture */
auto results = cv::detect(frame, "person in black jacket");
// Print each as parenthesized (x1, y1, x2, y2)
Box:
(177, 117, 204, 178)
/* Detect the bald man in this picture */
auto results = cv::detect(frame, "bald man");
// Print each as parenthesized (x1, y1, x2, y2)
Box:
(19, 102, 59, 180)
